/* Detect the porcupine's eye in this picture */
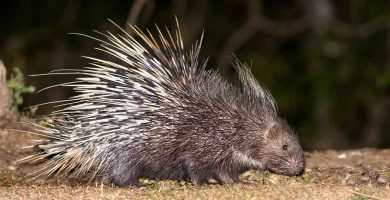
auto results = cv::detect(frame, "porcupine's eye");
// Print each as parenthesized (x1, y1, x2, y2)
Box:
(282, 145, 288, 151)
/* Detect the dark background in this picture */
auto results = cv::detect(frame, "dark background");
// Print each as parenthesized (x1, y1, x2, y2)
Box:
(1, 0, 389, 150)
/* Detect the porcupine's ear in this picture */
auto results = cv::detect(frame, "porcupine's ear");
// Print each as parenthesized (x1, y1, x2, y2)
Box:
(264, 123, 282, 140)
(230, 56, 277, 116)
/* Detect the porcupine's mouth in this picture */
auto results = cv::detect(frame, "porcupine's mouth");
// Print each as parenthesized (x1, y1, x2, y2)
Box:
(266, 167, 304, 176)
(265, 162, 292, 176)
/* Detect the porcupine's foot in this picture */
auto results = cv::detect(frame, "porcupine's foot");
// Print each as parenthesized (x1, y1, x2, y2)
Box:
(112, 179, 143, 187)
(183, 159, 208, 185)
(213, 172, 240, 184)
(189, 175, 208, 185)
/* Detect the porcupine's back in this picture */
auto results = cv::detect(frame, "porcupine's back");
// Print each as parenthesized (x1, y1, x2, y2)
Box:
(19, 21, 280, 185)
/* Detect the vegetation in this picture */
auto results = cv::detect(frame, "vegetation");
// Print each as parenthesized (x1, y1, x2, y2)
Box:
(6, 68, 36, 115)
(0, 2, 389, 199)
(1, 1, 389, 149)
(0, 131, 389, 200)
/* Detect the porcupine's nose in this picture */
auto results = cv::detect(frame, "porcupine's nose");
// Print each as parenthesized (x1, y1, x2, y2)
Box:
(293, 157, 305, 176)
(294, 167, 304, 176)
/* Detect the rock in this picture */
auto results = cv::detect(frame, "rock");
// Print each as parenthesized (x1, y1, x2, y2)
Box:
(0, 60, 12, 121)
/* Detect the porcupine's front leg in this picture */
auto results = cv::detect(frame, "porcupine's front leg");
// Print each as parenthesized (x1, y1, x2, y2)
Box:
(213, 171, 240, 184)
(183, 159, 208, 185)
(186, 168, 209, 185)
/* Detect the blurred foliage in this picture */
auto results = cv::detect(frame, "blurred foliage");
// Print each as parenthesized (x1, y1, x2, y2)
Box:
(0, 0, 389, 149)
(6, 68, 36, 115)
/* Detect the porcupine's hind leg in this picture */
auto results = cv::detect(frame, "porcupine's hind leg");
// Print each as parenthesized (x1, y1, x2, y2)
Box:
(107, 174, 142, 187)
(105, 169, 142, 187)
(103, 159, 143, 187)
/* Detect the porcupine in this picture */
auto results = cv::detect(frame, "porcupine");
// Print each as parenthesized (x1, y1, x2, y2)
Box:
(19, 21, 305, 187)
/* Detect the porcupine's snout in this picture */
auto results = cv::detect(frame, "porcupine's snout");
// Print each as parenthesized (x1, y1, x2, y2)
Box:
(267, 157, 305, 176)
(265, 146, 306, 177)
(288, 154, 305, 176)
(291, 156, 305, 176)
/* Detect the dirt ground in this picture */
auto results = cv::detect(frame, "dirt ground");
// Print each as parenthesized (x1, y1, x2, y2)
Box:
(0, 121, 389, 200)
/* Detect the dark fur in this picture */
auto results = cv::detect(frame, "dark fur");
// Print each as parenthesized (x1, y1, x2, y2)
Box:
(100, 71, 305, 186)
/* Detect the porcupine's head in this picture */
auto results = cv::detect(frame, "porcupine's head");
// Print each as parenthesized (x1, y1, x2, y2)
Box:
(233, 60, 305, 176)
(259, 120, 305, 176)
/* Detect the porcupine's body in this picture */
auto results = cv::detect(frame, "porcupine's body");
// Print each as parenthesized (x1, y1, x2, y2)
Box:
(20, 21, 305, 186)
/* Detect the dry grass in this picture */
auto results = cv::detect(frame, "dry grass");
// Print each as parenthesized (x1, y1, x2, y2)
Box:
(0, 178, 389, 200)
(1, 183, 388, 200)
(0, 122, 389, 200)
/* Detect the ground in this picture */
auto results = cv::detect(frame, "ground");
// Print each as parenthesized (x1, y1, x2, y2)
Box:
(0, 121, 389, 200)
